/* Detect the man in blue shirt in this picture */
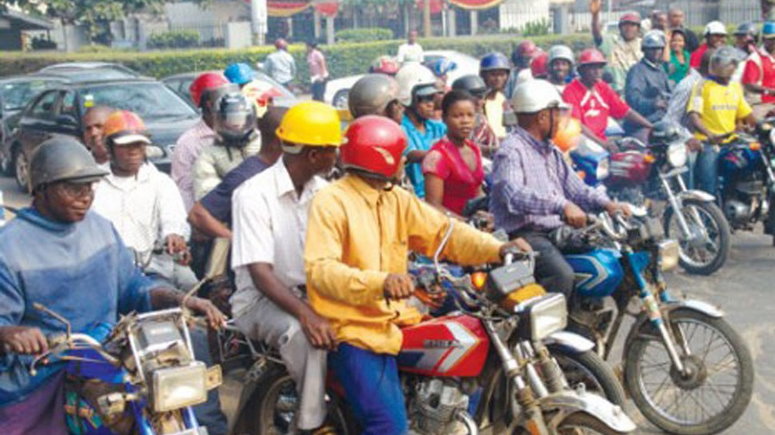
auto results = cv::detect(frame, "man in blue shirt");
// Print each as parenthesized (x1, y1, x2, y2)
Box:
(397, 63, 446, 198)
(0, 138, 225, 434)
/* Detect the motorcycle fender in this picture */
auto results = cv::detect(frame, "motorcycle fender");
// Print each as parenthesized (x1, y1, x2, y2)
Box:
(539, 390, 636, 433)
(677, 189, 716, 203)
(543, 331, 595, 354)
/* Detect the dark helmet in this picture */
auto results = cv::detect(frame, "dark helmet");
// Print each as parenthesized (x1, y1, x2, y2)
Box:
(348, 74, 400, 119)
(649, 120, 682, 145)
(642, 30, 667, 49)
(213, 92, 257, 146)
(451, 74, 487, 98)
(734, 22, 758, 39)
(30, 137, 108, 192)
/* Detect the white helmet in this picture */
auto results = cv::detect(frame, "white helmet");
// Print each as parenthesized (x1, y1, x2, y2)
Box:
(548, 45, 574, 67)
(704, 21, 728, 36)
(396, 63, 437, 106)
(511, 79, 569, 114)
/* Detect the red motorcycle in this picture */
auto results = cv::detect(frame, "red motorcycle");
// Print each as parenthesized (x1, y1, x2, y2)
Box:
(232, 223, 636, 435)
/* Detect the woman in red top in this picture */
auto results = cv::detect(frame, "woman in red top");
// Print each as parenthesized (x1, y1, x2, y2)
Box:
(423, 90, 485, 216)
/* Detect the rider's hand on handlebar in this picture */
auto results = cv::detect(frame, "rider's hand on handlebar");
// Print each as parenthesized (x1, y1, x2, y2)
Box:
(563, 202, 588, 229)
(299, 307, 337, 351)
(686, 138, 702, 152)
(184, 297, 227, 330)
(499, 237, 532, 259)
(166, 234, 188, 255)
(0, 326, 48, 355)
(605, 201, 632, 218)
(384, 273, 415, 300)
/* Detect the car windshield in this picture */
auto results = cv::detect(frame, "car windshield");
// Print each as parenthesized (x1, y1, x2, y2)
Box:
(2, 80, 61, 111)
(60, 69, 136, 82)
(79, 82, 197, 120)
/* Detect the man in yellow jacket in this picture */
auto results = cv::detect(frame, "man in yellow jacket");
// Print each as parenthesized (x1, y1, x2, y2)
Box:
(304, 115, 529, 434)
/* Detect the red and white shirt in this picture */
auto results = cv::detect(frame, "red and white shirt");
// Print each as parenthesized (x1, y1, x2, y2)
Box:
(562, 79, 631, 141)
(742, 48, 775, 103)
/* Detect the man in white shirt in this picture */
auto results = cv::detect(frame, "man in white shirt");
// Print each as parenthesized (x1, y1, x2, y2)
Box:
(264, 38, 297, 87)
(231, 101, 341, 433)
(92, 110, 197, 291)
(81, 105, 113, 170)
(397, 30, 424, 64)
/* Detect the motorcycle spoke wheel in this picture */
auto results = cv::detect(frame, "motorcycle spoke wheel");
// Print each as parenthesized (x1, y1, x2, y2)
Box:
(624, 310, 754, 434)
(664, 200, 731, 275)
(259, 374, 299, 435)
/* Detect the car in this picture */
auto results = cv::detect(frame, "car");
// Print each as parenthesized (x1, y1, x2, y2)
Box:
(5, 78, 200, 191)
(0, 74, 70, 174)
(38, 62, 142, 79)
(324, 50, 481, 109)
(161, 70, 297, 108)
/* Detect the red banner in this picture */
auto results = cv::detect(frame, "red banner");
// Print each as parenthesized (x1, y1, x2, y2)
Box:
(450, 0, 504, 10)
(267, 1, 311, 17)
(314, 1, 339, 17)
(414, 0, 444, 14)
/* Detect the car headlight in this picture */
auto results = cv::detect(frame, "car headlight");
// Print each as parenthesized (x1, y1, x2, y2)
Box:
(596, 157, 610, 180)
(521, 293, 567, 341)
(667, 143, 687, 168)
(658, 239, 680, 272)
(145, 145, 165, 159)
(152, 362, 207, 412)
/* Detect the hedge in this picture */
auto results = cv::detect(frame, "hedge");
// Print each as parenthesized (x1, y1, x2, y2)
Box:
(0, 33, 593, 81)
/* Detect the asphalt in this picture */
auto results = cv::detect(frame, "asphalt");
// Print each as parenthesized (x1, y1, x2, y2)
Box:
(1, 176, 773, 433)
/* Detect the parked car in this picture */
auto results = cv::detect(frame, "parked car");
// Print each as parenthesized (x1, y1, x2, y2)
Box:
(324, 50, 480, 109)
(5, 78, 199, 191)
(38, 62, 143, 79)
(0, 74, 69, 173)
(162, 70, 297, 108)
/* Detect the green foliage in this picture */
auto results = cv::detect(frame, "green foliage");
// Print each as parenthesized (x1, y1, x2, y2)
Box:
(0, 34, 594, 80)
(521, 19, 551, 37)
(148, 30, 200, 49)
(335, 27, 394, 43)
(30, 36, 57, 50)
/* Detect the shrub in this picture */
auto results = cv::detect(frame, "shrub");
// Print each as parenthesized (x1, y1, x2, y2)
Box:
(335, 27, 393, 43)
(148, 30, 200, 49)
(522, 19, 551, 37)
(30, 37, 57, 51)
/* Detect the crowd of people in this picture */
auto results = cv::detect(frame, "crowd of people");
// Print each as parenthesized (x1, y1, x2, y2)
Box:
(2, 3, 775, 433)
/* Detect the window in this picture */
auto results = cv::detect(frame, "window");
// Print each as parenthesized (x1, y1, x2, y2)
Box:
(1, 80, 62, 112)
(29, 91, 60, 119)
(60, 91, 78, 119)
(79, 82, 197, 121)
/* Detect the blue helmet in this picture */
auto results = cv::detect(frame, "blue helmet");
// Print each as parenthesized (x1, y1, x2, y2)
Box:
(428, 58, 458, 77)
(224, 62, 256, 85)
(479, 52, 510, 73)
(763, 21, 775, 39)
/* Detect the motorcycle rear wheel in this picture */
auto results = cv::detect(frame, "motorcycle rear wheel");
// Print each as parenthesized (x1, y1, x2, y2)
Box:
(623, 310, 754, 434)
(663, 199, 731, 275)
(547, 345, 626, 406)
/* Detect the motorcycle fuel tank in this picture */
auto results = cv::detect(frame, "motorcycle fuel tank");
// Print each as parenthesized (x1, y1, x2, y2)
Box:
(607, 151, 651, 186)
(565, 249, 624, 299)
(398, 314, 489, 378)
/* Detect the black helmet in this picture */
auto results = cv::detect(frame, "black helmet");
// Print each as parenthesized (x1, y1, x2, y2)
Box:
(348, 74, 400, 119)
(734, 22, 758, 39)
(451, 74, 487, 99)
(214, 92, 257, 146)
(30, 137, 108, 192)
(649, 120, 682, 145)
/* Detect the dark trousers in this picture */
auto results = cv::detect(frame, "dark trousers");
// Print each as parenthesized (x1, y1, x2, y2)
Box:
(514, 230, 575, 299)
(190, 327, 228, 434)
(311, 80, 327, 102)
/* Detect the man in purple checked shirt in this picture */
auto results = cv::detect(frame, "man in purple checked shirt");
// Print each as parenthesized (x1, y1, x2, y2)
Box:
(489, 80, 630, 299)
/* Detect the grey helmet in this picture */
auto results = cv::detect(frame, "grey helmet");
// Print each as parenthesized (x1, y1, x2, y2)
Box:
(451, 74, 487, 98)
(30, 137, 108, 192)
(642, 30, 667, 49)
(709, 46, 745, 78)
(548, 45, 574, 67)
(348, 74, 400, 118)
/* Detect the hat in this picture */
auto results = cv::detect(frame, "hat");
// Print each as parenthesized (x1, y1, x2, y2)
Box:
(704, 21, 728, 36)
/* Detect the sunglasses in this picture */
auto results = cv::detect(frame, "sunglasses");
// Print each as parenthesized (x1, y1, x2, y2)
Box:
(55, 181, 95, 199)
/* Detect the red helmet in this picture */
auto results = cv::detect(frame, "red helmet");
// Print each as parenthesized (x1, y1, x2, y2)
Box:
(578, 48, 607, 67)
(530, 51, 549, 78)
(619, 12, 641, 26)
(517, 40, 539, 58)
(190, 72, 229, 107)
(341, 115, 407, 179)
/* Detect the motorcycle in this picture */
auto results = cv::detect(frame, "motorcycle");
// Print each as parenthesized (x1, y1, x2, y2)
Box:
(717, 123, 775, 245)
(553, 212, 754, 435)
(571, 136, 731, 275)
(28, 294, 222, 434)
(233, 221, 636, 435)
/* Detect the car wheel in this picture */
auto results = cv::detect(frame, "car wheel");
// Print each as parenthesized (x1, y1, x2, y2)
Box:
(13, 147, 30, 193)
(333, 89, 349, 109)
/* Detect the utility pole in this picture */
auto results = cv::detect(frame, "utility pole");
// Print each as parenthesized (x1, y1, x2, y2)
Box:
(250, 0, 267, 45)
(423, 0, 432, 37)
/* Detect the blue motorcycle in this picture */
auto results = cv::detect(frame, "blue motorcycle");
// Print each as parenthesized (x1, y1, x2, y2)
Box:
(553, 213, 753, 435)
(29, 302, 221, 434)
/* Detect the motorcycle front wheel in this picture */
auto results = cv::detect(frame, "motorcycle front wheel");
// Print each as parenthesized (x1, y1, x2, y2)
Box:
(663, 199, 731, 275)
(623, 309, 754, 434)
(514, 412, 630, 434)
(547, 345, 626, 406)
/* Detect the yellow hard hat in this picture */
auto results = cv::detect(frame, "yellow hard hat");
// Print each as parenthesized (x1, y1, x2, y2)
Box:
(276, 100, 342, 147)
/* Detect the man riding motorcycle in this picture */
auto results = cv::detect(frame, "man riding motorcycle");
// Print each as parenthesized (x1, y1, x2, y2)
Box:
(490, 79, 631, 301)
(348, 73, 403, 123)
(304, 115, 528, 434)
(624, 30, 673, 142)
(232, 101, 341, 434)
(479, 52, 511, 140)
(547, 45, 576, 92)
(505, 40, 540, 99)
(591, 0, 643, 93)
(0, 138, 225, 434)
(742, 21, 775, 117)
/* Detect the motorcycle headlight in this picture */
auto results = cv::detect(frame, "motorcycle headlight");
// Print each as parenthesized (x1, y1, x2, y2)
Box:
(152, 362, 207, 412)
(520, 293, 568, 341)
(658, 239, 680, 272)
(667, 143, 688, 168)
(596, 157, 610, 180)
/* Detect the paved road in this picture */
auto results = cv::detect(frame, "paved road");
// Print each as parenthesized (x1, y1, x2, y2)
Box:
(2, 176, 773, 433)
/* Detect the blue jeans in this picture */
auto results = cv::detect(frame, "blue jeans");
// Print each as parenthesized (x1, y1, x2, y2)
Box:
(328, 343, 408, 435)
(695, 144, 720, 196)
